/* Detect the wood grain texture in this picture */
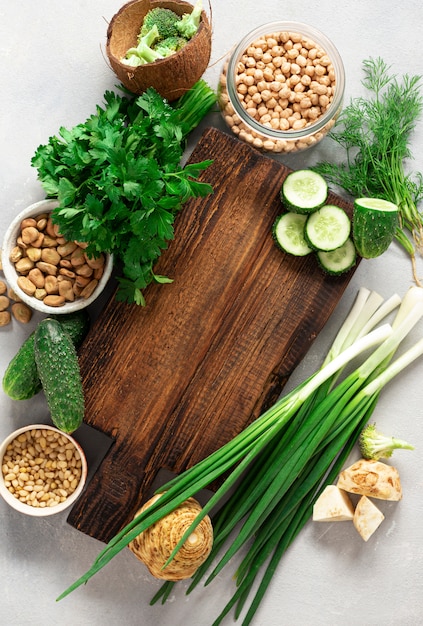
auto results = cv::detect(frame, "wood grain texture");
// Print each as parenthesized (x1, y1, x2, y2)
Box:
(67, 127, 358, 542)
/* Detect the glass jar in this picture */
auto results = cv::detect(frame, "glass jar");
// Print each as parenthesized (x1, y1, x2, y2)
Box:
(219, 21, 345, 154)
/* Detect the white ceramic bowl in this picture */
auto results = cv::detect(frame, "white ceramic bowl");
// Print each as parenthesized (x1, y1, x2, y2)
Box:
(1, 199, 113, 315)
(0, 424, 87, 516)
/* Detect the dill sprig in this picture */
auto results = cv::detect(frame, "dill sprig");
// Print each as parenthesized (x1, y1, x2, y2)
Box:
(314, 57, 423, 283)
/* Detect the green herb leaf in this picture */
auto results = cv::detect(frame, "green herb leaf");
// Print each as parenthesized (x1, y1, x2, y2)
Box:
(31, 81, 216, 304)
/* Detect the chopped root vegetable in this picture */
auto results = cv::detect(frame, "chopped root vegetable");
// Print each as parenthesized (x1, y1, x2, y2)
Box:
(312, 485, 354, 522)
(353, 495, 385, 541)
(336, 459, 402, 501)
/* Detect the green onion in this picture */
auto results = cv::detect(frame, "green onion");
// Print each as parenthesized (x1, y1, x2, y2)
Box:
(57, 287, 423, 625)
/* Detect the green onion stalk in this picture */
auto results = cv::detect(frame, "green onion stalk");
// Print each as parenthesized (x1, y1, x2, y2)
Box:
(57, 286, 423, 625)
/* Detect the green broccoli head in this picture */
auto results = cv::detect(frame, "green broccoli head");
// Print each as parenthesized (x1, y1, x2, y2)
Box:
(140, 7, 181, 40)
(122, 24, 163, 66)
(176, 0, 202, 39)
(155, 35, 188, 57)
(358, 423, 414, 460)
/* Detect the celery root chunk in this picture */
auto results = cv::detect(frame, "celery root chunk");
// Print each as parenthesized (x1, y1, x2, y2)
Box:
(313, 485, 355, 521)
(353, 495, 385, 541)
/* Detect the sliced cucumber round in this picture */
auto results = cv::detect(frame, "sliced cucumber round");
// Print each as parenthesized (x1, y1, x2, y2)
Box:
(353, 197, 399, 258)
(281, 169, 328, 214)
(305, 204, 351, 251)
(317, 238, 357, 275)
(273, 212, 313, 257)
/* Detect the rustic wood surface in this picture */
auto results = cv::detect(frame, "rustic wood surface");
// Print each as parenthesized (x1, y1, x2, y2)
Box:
(67, 127, 358, 542)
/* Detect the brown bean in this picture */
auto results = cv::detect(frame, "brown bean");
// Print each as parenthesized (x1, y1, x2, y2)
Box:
(41, 248, 61, 265)
(31, 232, 45, 248)
(15, 257, 35, 274)
(11, 302, 32, 324)
(0, 311, 11, 326)
(0, 295, 10, 311)
(59, 268, 76, 279)
(26, 247, 42, 262)
(44, 275, 59, 294)
(20, 218, 38, 230)
(9, 246, 23, 263)
(43, 295, 66, 307)
(36, 261, 57, 276)
(80, 279, 99, 299)
(21, 226, 40, 245)
(57, 241, 78, 257)
(84, 253, 105, 270)
(34, 288, 47, 301)
(75, 263, 93, 278)
(70, 247, 86, 267)
(58, 280, 75, 302)
(45, 218, 56, 238)
(7, 287, 21, 302)
(27, 268, 45, 289)
(42, 235, 59, 248)
(0, 280, 6, 295)
(17, 276, 36, 296)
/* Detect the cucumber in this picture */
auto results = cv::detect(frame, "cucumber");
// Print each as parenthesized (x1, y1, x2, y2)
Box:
(317, 238, 357, 275)
(353, 197, 399, 258)
(2, 310, 90, 402)
(34, 318, 85, 434)
(305, 204, 351, 251)
(2, 334, 42, 400)
(51, 310, 91, 349)
(273, 212, 313, 256)
(281, 169, 328, 214)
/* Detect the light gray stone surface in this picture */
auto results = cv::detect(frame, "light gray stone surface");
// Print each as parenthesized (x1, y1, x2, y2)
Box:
(1, 1, 422, 624)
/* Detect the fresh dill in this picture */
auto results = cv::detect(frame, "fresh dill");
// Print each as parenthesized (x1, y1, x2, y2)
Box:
(314, 57, 423, 282)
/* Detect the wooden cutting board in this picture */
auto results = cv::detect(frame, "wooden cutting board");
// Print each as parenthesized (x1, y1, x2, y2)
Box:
(67, 127, 358, 542)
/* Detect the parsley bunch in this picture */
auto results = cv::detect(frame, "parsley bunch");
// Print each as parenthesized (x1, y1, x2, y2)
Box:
(31, 80, 215, 305)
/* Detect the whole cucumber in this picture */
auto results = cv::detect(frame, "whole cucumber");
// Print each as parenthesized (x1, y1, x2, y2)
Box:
(2, 333, 41, 400)
(2, 310, 90, 401)
(34, 318, 85, 433)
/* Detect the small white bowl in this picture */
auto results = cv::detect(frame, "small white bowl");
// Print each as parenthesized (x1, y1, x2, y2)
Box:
(1, 199, 113, 315)
(0, 424, 87, 516)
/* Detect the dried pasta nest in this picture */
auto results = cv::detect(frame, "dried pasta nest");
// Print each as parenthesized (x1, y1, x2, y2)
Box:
(128, 494, 213, 580)
(106, 0, 212, 101)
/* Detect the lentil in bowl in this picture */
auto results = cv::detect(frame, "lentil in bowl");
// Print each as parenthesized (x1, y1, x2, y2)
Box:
(219, 21, 345, 153)
(0, 424, 87, 516)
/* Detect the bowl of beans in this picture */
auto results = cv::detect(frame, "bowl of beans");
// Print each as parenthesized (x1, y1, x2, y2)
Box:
(219, 21, 345, 153)
(1, 199, 113, 315)
(0, 424, 87, 516)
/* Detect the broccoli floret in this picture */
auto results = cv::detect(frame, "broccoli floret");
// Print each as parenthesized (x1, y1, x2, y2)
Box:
(140, 7, 181, 40)
(176, 0, 202, 39)
(358, 423, 414, 460)
(155, 35, 188, 57)
(122, 24, 163, 66)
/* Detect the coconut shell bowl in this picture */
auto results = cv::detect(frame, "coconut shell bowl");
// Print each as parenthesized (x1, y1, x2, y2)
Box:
(106, 0, 212, 101)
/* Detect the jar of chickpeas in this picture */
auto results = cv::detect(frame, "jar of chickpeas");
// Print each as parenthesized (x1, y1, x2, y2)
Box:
(219, 22, 345, 154)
